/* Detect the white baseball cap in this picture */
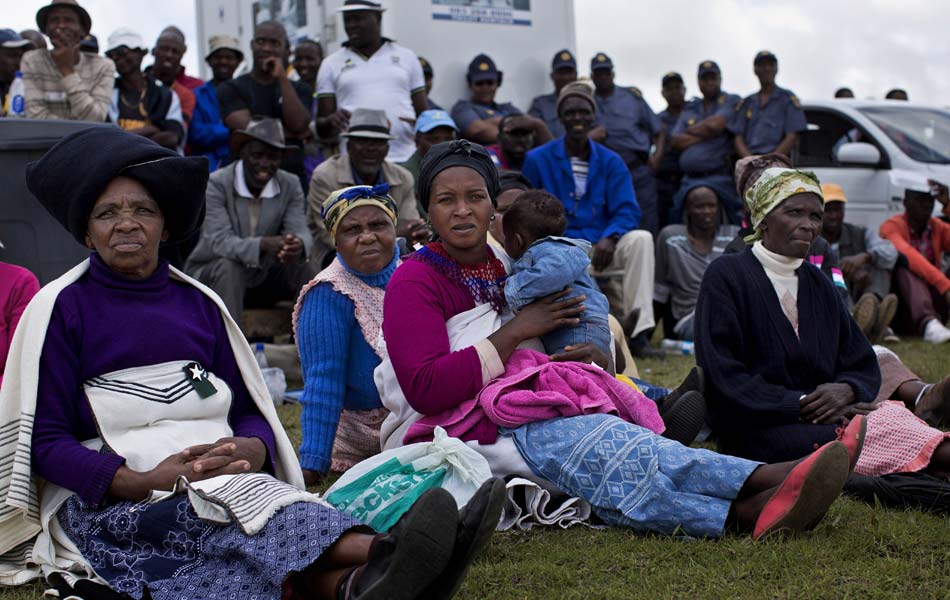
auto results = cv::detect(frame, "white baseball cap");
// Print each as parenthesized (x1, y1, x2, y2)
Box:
(105, 28, 146, 54)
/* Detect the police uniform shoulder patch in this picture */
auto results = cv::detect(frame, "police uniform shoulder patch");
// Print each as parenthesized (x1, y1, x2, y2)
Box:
(628, 86, 642, 97)
(734, 98, 744, 112)
(790, 94, 801, 109)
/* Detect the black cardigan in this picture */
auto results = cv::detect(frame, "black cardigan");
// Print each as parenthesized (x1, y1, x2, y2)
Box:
(695, 247, 880, 439)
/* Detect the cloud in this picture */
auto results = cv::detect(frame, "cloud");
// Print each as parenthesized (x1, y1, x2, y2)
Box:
(575, 0, 950, 108)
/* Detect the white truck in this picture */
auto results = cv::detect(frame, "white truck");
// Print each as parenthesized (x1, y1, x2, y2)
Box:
(797, 99, 950, 230)
(194, 0, 577, 112)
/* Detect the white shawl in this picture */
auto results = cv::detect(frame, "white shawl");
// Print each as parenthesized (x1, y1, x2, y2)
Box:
(0, 259, 305, 586)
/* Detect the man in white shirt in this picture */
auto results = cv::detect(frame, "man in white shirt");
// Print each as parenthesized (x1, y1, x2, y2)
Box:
(315, 0, 427, 162)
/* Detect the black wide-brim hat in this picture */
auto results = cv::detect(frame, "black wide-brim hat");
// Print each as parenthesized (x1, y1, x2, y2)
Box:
(26, 125, 209, 245)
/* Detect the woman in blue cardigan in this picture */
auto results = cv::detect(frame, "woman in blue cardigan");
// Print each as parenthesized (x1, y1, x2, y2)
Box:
(696, 168, 950, 479)
(293, 184, 400, 485)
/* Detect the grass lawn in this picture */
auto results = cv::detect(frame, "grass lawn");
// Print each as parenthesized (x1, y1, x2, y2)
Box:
(2, 339, 947, 599)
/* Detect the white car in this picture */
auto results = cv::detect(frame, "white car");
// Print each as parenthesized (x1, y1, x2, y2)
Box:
(796, 99, 950, 230)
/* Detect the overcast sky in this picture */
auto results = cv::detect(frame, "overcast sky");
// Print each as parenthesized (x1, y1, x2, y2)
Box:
(8, 0, 949, 110)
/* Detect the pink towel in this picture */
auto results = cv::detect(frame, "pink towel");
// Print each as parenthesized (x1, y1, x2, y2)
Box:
(405, 349, 664, 444)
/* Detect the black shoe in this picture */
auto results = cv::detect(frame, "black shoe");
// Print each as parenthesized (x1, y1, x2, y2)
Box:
(659, 390, 707, 446)
(420, 478, 506, 600)
(657, 366, 704, 411)
(342, 488, 458, 600)
(629, 331, 665, 359)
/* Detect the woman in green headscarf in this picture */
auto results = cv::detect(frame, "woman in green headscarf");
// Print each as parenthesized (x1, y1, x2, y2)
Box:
(695, 167, 950, 483)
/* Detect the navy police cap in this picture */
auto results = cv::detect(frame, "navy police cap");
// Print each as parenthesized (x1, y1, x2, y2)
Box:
(661, 71, 683, 86)
(698, 60, 721, 77)
(552, 49, 576, 71)
(467, 53, 501, 83)
(590, 52, 613, 71)
(754, 50, 778, 64)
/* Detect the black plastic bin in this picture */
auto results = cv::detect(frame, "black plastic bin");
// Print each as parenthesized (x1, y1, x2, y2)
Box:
(0, 119, 111, 284)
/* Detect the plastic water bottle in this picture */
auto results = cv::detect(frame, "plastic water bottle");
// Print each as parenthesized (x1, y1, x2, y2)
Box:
(254, 342, 268, 368)
(7, 72, 25, 117)
(660, 339, 694, 356)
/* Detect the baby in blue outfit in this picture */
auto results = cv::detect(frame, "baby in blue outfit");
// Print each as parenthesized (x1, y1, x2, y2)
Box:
(502, 190, 612, 357)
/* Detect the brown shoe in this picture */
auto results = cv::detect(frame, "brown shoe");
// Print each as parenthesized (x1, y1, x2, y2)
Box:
(869, 293, 898, 342)
(916, 376, 950, 426)
(851, 293, 879, 339)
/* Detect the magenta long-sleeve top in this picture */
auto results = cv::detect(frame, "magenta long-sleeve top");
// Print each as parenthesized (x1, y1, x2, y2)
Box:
(382, 258, 499, 443)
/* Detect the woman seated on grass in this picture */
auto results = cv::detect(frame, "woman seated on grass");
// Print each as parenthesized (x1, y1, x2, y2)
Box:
(0, 128, 502, 600)
(727, 154, 950, 425)
(294, 185, 401, 486)
(694, 167, 950, 480)
(375, 139, 858, 541)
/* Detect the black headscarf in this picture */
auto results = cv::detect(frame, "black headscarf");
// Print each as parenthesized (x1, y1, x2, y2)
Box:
(416, 139, 500, 212)
(26, 126, 209, 244)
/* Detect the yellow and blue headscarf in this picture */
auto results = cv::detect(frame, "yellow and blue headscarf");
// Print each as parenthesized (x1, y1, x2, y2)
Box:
(322, 183, 398, 238)
(744, 167, 824, 243)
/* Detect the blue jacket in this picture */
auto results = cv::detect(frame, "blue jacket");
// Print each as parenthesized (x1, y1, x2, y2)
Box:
(188, 82, 230, 172)
(521, 138, 640, 243)
(505, 236, 610, 324)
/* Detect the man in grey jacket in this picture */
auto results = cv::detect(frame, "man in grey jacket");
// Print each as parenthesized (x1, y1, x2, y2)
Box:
(186, 117, 314, 318)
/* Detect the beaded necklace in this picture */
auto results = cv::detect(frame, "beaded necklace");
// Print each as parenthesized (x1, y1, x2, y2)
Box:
(407, 242, 508, 313)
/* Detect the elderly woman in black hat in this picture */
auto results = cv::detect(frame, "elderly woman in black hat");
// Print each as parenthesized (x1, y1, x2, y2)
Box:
(0, 127, 502, 600)
(377, 139, 854, 542)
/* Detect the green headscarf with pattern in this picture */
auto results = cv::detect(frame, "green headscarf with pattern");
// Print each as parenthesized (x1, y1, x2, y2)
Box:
(744, 167, 824, 243)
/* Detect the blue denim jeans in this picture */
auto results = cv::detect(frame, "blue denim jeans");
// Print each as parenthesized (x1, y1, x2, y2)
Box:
(541, 320, 612, 359)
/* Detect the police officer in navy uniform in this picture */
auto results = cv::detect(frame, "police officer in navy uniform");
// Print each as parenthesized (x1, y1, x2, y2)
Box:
(669, 60, 743, 222)
(590, 52, 663, 235)
(528, 49, 578, 138)
(451, 53, 550, 146)
(418, 57, 442, 110)
(729, 50, 807, 158)
(655, 71, 686, 231)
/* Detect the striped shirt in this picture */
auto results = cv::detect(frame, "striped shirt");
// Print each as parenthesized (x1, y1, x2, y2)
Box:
(569, 156, 589, 198)
(21, 48, 114, 121)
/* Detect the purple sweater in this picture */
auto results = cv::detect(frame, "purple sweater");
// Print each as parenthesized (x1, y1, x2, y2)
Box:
(382, 257, 498, 443)
(32, 254, 277, 506)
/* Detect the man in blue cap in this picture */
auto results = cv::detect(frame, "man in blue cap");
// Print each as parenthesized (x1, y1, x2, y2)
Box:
(729, 50, 807, 158)
(655, 71, 686, 231)
(669, 60, 742, 223)
(451, 53, 550, 145)
(400, 109, 459, 206)
(590, 52, 663, 235)
(528, 49, 579, 138)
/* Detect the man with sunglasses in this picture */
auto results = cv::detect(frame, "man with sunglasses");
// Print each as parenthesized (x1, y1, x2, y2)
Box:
(451, 53, 551, 146)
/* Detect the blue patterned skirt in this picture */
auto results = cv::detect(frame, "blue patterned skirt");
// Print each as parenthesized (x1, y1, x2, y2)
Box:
(58, 495, 362, 599)
(507, 414, 760, 538)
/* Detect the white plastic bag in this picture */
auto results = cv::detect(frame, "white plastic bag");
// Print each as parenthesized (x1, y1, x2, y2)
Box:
(324, 427, 492, 531)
